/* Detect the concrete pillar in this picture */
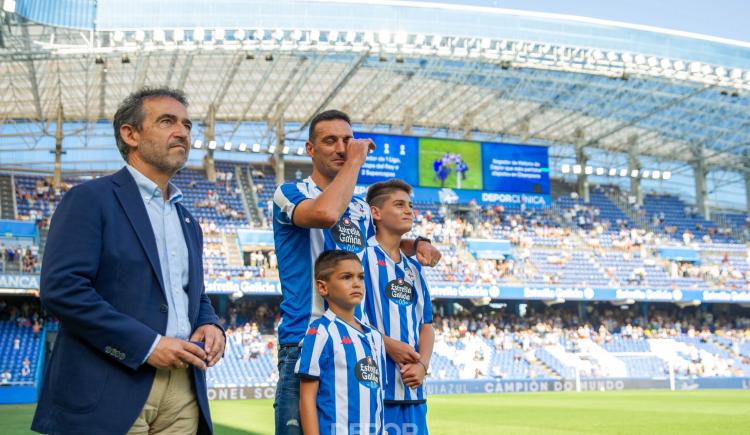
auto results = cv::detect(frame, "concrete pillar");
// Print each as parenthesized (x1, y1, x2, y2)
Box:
(692, 145, 709, 220)
(274, 118, 285, 186)
(53, 104, 64, 191)
(203, 104, 216, 182)
(627, 135, 642, 206)
(574, 128, 589, 203)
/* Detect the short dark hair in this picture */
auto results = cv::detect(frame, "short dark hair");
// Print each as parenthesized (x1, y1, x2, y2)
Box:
(314, 250, 362, 281)
(308, 109, 351, 142)
(113, 87, 189, 161)
(366, 179, 413, 208)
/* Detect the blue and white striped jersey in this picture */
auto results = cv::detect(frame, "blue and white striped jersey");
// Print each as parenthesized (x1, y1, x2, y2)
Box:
(296, 309, 387, 435)
(363, 241, 433, 404)
(273, 177, 375, 345)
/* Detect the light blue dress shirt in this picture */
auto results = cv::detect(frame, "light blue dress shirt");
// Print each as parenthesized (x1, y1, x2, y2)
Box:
(126, 166, 191, 362)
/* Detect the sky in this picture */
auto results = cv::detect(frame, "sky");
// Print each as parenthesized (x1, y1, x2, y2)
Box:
(421, 0, 750, 43)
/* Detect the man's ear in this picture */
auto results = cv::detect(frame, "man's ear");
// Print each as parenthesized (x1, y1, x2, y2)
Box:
(120, 124, 140, 152)
(315, 279, 328, 297)
(305, 141, 314, 158)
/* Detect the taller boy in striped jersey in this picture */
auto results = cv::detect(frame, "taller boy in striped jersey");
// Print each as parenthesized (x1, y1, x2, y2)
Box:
(363, 180, 435, 434)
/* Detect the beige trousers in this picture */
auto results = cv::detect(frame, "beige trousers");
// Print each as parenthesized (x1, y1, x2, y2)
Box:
(127, 368, 199, 435)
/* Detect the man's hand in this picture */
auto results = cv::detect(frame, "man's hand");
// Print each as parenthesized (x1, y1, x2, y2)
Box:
(400, 362, 427, 388)
(190, 324, 226, 367)
(147, 336, 207, 370)
(384, 336, 420, 365)
(345, 138, 376, 166)
(415, 241, 442, 268)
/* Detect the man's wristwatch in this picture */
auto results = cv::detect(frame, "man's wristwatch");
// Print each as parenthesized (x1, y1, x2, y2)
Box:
(414, 236, 431, 251)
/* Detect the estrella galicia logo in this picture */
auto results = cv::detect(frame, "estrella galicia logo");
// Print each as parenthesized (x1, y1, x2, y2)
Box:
(354, 356, 380, 389)
(385, 278, 415, 306)
(331, 216, 365, 253)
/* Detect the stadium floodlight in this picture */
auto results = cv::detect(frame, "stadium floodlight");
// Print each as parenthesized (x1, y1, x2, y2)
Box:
(273, 29, 284, 41)
(630, 169, 639, 178)
(310, 30, 320, 42)
(194, 28, 205, 42)
(673, 60, 685, 71)
(135, 30, 146, 43)
(252, 143, 261, 152)
(395, 31, 408, 45)
(113, 31, 125, 43)
(268, 144, 276, 153)
(619, 168, 628, 177)
(621, 53, 633, 64)
(662, 171, 672, 180)
(641, 169, 650, 178)
(701, 64, 714, 75)
(153, 29, 166, 43)
(363, 31, 374, 44)
(608, 168, 617, 176)
(223, 142, 232, 151)
(584, 166, 594, 175)
(208, 140, 217, 150)
(572, 164, 582, 175)
(595, 167, 605, 176)
(731, 68, 743, 79)
(254, 29, 265, 40)
(606, 51, 618, 62)
(379, 31, 391, 44)
(345, 31, 357, 43)
(647, 56, 658, 67)
(296, 146, 305, 155)
(291, 29, 303, 41)
(234, 29, 246, 41)
(634, 54, 646, 65)
(561, 164, 570, 174)
(715, 67, 727, 78)
(193, 140, 203, 149)
(173, 29, 185, 42)
(689, 62, 702, 73)
(2, 0, 16, 13)
(282, 146, 290, 154)
(652, 170, 661, 179)
(214, 28, 225, 41)
(238, 143, 247, 152)
(660, 59, 671, 70)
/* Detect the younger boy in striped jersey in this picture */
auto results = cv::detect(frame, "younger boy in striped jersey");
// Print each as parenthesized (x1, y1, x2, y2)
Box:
(297, 250, 387, 435)
(364, 180, 435, 435)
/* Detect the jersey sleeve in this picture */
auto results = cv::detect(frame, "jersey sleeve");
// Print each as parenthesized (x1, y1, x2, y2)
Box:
(273, 182, 308, 226)
(295, 322, 331, 379)
(414, 261, 433, 324)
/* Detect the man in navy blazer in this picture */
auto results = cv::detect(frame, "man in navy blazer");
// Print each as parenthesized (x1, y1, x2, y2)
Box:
(32, 88, 226, 435)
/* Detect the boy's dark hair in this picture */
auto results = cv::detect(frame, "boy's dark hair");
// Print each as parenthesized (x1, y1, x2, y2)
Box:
(314, 250, 362, 281)
(308, 109, 351, 142)
(366, 179, 413, 208)
(113, 87, 189, 161)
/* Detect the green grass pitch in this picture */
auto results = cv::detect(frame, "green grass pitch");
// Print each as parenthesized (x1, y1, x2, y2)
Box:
(3, 390, 750, 434)
(418, 138, 483, 190)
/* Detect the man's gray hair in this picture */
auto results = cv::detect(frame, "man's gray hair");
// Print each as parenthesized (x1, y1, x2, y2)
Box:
(112, 87, 189, 161)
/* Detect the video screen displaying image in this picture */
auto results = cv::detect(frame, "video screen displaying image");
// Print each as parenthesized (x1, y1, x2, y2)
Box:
(418, 138, 483, 190)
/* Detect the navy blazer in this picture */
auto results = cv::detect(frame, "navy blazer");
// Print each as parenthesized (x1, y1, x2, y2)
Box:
(32, 167, 221, 435)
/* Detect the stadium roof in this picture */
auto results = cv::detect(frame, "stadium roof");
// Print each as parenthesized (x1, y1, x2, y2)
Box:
(1, 0, 749, 173)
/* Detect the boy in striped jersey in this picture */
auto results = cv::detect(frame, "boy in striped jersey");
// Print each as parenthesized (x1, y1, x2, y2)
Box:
(297, 250, 387, 435)
(364, 180, 435, 435)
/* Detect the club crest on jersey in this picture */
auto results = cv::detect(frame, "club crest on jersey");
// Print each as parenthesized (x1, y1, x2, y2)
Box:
(385, 278, 416, 306)
(354, 356, 380, 389)
(331, 216, 365, 253)
(405, 268, 416, 283)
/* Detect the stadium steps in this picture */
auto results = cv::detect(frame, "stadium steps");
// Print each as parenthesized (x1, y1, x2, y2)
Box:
(237, 166, 263, 227)
(602, 188, 647, 229)
(0, 174, 17, 219)
(221, 233, 244, 268)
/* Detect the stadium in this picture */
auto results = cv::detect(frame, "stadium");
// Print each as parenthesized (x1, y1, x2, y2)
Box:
(1, 0, 750, 433)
